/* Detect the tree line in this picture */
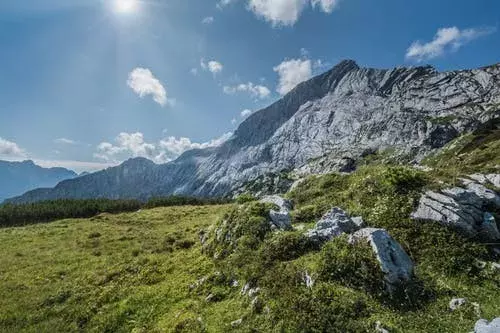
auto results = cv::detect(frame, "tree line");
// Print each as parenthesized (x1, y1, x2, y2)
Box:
(0, 196, 231, 228)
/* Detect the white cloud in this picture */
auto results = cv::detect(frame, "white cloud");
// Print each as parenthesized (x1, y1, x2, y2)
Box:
(223, 82, 271, 99)
(95, 132, 233, 164)
(54, 138, 77, 145)
(190, 68, 198, 76)
(273, 58, 312, 95)
(231, 118, 237, 125)
(406, 26, 496, 62)
(310, 0, 338, 13)
(200, 59, 223, 74)
(202, 16, 214, 24)
(217, 0, 237, 9)
(127, 67, 171, 106)
(0, 137, 26, 158)
(247, 0, 339, 26)
(241, 109, 253, 118)
(248, 0, 307, 26)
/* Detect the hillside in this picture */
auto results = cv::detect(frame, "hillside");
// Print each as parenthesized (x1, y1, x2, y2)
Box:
(8, 60, 500, 204)
(1, 130, 500, 332)
(0, 160, 76, 203)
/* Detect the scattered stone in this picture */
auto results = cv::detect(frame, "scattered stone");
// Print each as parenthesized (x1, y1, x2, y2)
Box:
(306, 207, 360, 243)
(248, 287, 260, 298)
(349, 228, 414, 286)
(351, 216, 366, 228)
(375, 321, 389, 333)
(449, 298, 467, 311)
(231, 280, 239, 287)
(474, 318, 500, 333)
(303, 271, 314, 289)
(231, 319, 243, 328)
(260, 195, 293, 230)
(205, 294, 215, 302)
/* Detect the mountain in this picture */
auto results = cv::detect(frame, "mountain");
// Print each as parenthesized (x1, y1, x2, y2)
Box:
(0, 160, 77, 203)
(7, 60, 500, 203)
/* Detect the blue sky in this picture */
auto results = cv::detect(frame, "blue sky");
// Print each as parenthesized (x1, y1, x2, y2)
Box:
(0, 0, 498, 172)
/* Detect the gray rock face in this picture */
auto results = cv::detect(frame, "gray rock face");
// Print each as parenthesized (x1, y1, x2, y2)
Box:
(474, 318, 500, 333)
(468, 174, 500, 189)
(411, 181, 500, 241)
(349, 228, 414, 285)
(259, 195, 293, 230)
(305, 207, 360, 242)
(8, 61, 500, 203)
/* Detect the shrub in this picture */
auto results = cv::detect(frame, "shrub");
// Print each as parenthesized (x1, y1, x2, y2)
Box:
(235, 193, 257, 204)
(317, 236, 385, 295)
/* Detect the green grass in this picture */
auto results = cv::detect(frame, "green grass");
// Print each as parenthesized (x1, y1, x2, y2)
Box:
(0, 205, 254, 333)
(1, 125, 500, 332)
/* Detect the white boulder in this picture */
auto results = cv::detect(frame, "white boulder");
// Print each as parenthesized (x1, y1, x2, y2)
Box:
(349, 228, 414, 285)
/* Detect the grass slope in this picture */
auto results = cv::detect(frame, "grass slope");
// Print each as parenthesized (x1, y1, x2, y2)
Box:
(0, 205, 252, 333)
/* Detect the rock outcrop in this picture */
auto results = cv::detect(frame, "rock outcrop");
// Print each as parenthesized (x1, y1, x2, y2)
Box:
(349, 228, 414, 286)
(411, 178, 500, 241)
(259, 195, 293, 230)
(8, 61, 500, 203)
(305, 207, 360, 242)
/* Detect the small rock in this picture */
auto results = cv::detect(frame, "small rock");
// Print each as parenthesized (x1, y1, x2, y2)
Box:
(306, 207, 360, 243)
(205, 294, 215, 302)
(449, 298, 467, 311)
(474, 318, 500, 333)
(303, 271, 314, 288)
(260, 195, 293, 230)
(349, 228, 414, 286)
(375, 321, 389, 333)
(351, 216, 366, 228)
(231, 319, 243, 328)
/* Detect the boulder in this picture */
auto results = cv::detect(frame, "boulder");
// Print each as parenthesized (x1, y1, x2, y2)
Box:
(349, 228, 414, 285)
(474, 318, 500, 333)
(306, 207, 360, 243)
(260, 195, 293, 230)
(411, 184, 500, 241)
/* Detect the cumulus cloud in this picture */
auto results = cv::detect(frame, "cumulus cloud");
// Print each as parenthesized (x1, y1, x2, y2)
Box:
(274, 58, 312, 95)
(202, 16, 214, 24)
(247, 0, 339, 26)
(127, 68, 171, 106)
(406, 26, 496, 62)
(0, 137, 26, 157)
(201, 59, 223, 74)
(95, 132, 233, 164)
(240, 109, 253, 118)
(223, 82, 271, 99)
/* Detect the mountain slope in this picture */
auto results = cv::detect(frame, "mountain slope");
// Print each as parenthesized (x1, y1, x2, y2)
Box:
(8, 60, 500, 203)
(0, 160, 76, 203)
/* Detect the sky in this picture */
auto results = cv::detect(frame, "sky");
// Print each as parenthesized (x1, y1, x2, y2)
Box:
(0, 0, 498, 173)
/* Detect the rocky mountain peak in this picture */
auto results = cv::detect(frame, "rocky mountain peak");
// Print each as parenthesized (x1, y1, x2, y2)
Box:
(7, 61, 500, 203)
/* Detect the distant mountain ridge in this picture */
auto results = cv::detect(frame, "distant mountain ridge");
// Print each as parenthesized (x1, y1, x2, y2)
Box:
(7, 60, 500, 203)
(0, 160, 77, 203)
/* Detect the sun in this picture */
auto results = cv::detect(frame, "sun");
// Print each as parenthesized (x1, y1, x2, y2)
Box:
(113, 0, 138, 14)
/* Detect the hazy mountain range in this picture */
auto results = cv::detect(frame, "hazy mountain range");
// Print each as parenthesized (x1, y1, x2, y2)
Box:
(0, 160, 76, 203)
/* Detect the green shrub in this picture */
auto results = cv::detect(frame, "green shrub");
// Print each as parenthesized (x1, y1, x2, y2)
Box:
(259, 231, 319, 265)
(318, 237, 385, 296)
(235, 193, 257, 204)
